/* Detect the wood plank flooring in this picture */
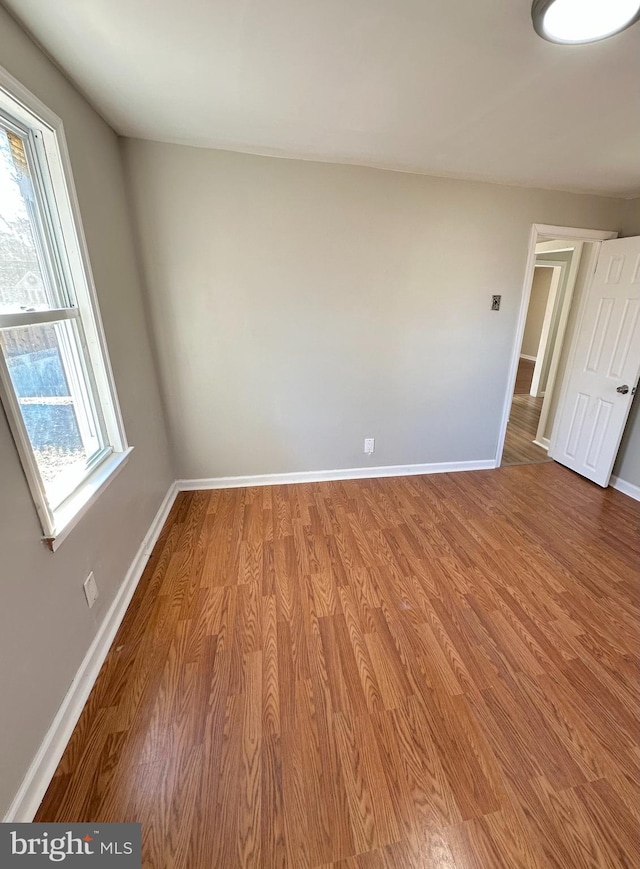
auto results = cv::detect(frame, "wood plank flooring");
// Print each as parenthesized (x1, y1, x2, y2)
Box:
(36, 464, 640, 868)
(502, 395, 551, 466)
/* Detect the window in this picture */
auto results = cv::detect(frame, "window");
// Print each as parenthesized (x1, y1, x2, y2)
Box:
(0, 72, 130, 549)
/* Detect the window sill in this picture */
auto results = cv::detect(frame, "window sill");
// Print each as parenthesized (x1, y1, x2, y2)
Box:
(43, 447, 134, 552)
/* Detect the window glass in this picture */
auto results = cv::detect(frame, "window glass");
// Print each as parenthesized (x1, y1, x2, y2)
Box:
(0, 125, 61, 313)
(0, 85, 127, 542)
(0, 321, 105, 507)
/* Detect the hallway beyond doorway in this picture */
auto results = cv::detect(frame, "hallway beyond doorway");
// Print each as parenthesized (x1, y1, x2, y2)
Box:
(502, 358, 551, 466)
(502, 394, 551, 465)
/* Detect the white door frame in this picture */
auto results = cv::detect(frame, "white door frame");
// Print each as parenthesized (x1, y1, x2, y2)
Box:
(533, 242, 584, 449)
(494, 224, 618, 468)
(529, 260, 566, 398)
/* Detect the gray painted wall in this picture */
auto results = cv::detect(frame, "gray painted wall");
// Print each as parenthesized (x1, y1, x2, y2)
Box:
(615, 393, 640, 487)
(0, 7, 173, 816)
(614, 198, 640, 487)
(534, 249, 574, 398)
(123, 139, 634, 484)
(521, 266, 553, 359)
(621, 197, 640, 236)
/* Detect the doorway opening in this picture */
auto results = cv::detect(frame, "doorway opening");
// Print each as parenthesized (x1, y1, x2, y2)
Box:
(502, 240, 581, 465)
(496, 224, 618, 469)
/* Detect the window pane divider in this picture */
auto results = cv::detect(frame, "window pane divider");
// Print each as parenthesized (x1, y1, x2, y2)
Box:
(0, 307, 78, 329)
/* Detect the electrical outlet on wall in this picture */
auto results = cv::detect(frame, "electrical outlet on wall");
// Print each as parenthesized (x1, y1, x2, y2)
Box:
(83, 571, 99, 608)
(364, 437, 375, 455)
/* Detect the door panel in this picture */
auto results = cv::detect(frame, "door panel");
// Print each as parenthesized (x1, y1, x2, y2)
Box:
(549, 236, 640, 486)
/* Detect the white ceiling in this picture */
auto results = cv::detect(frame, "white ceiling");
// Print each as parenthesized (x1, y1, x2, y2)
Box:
(4, 0, 640, 197)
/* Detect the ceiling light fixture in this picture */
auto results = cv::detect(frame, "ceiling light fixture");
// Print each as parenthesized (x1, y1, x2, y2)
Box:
(532, 0, 640, 43)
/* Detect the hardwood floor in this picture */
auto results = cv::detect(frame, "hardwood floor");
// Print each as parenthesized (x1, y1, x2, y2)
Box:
(502, 395, 551, 466)
(514, 357, 536, 395)
(36, 465, 640, 868)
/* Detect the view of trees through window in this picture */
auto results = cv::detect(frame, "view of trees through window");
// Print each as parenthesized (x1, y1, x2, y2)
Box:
(0, 125, 95, 508)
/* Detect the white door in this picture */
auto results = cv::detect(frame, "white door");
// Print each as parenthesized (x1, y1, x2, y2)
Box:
(549, 236, 640, 487)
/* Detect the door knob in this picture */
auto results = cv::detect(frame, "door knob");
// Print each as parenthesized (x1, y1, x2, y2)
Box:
(616, 385, 630, 394)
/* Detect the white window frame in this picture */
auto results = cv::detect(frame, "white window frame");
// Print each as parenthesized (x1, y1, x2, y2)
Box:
(0, 67, 132, 551)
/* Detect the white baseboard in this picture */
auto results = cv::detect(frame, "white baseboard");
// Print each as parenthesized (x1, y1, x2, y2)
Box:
(610, 475, 640, 502)
(532, 437, 550, 451)
(177, 459, 496, 491)
(519, 354, 537, 362)
(3, 482, 179, 823)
